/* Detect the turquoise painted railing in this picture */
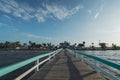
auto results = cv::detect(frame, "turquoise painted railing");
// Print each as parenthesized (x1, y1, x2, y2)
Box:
(0, 49, 62, 78)
(74, 50, 120, 71)
(67, 49, 120, 80)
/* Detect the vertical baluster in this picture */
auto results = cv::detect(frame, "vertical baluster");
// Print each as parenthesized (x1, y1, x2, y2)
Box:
(49, 54, 51, 60)
(96, 61, 101, 73)
(81, 55, 84, 62)
(36, 59, 39, 71)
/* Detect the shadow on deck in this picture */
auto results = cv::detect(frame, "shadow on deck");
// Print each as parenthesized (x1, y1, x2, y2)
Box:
(27, 50, 106, 80)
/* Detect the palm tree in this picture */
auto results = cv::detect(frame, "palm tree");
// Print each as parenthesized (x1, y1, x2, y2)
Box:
(83, 41, 85, 47)
(23, 43, 27, 46)
(77, 43, 84, 50)
(99, 43, 107, 50)
(92, 43, 94, 46)
(112, 43, 117, 50)
(15, 41, 21, 47)
(42, 43, 47, 50)
(91, 43, 94, 50)
(28, 41, 32, 49)
(4, 41, 10, 48)
(31, 42, 36, 49)
(29, 41, 32, 45)
(0, 43, 4, 49)
(73, 43, 77, 49)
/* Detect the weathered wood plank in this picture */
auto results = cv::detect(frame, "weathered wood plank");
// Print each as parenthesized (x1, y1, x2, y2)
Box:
(27, 50, 106, 80)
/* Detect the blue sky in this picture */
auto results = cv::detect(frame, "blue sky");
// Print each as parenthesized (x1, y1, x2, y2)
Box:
(0, 0, 120, 46)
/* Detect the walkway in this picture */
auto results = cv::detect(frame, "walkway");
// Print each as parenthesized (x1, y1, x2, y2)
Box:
(27, 50, 106, 80)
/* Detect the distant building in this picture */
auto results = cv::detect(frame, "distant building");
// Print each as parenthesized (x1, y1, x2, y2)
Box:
(16, 47, 21, 49)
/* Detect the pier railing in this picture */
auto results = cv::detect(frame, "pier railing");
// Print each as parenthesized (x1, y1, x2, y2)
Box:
(0, 49, 62, 80)
(67, 49, 120, 80)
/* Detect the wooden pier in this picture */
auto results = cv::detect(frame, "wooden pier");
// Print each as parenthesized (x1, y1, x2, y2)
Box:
(27, 50, 106, 80)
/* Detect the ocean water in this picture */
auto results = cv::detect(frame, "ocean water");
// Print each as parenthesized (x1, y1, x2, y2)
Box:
(0, 50, 49, 68)
(0, 50, 120, 79)
(83, 50, 120, 64)
(0, 50, 50, 80)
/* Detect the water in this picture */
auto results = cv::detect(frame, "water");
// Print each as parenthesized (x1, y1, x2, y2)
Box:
(0, 50, 120, 79)
(83, 50, 120, 64)
(0, 50, 49, 68)
(1, 50, 119, 68)
(0, 50, 50, 80)
(81, 50, 120, 79)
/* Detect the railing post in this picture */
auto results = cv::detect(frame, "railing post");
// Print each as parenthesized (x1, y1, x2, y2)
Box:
(49, 54, 51, 60)
(67, 49, 120, 80)
(53, 52, 56, 58)
(81, 55, 84, 62)
(36, 59, 39, 71)
(71, 50, 73, 55)
(0, 49, 62, 80)
(95, 61, 101, 73)
(75, 52, 77, 58)
(73, 51, 75, 55)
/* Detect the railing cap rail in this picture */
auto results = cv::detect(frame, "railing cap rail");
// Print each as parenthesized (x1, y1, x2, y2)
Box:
(74, 50, 120, 71)
(0, 49, 62, 77)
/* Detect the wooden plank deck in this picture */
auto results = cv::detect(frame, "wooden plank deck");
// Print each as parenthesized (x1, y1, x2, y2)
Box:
(27, 50, 106, 80)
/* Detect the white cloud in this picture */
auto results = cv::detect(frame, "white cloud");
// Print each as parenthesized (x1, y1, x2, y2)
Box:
(88, 10, 92, 14)
(94, 4, 104, 19)
(0, 22, 3, 26)
(46, 5, 68, 20)
(20, 33, 52, 40)
(12, 28, 19, 31)
(94, 12, 100, 19)
(0, 22, 6, 27)
(3, 15, 11, 19)
(0, 0, 81, 22)
(44, 4, 81, 20)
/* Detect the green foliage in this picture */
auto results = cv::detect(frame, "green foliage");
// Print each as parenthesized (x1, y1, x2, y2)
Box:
(99, 43, 107, 50)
